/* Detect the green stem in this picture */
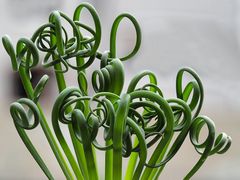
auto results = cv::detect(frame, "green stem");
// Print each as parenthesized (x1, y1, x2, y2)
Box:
(105, 140, 113, 180)
(14, 124, 54, 179)
(50, 15, 88, 176)
(147, 138, 172, 180)
(75, 34, 98, 178)
(72, 110, 99, 180)
(125, 138, 139, 179)
(140, 134, 173, 180)
(53, 62, 87, 179)
(113, 94, 130, 180)
(18, 66, 74, 179)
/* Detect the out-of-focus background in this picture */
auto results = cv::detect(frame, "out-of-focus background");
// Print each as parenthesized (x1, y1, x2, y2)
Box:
(0, 0, 239, 179)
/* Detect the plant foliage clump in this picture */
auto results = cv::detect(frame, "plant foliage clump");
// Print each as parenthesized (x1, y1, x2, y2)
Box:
(2, 2, 231, 180)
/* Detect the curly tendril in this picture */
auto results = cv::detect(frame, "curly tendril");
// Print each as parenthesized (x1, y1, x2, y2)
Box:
(110, 13, 141, 60)
(92, 58, 124, 95)
(2, 35, 39, 78)
(3, 2, 231, 180)
(176, 67, 204, 118)
(10, 98, 53, 179)
(184, 116, 232, 179)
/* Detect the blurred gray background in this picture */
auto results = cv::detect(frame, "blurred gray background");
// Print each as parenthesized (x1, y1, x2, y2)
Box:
(0, 0, 239, 179)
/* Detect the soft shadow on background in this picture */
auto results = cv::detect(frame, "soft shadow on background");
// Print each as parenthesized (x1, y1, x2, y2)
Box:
(0, 0, 239, 179)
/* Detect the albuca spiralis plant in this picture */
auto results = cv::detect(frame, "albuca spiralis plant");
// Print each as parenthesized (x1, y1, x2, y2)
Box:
(2, 2, 232, 180)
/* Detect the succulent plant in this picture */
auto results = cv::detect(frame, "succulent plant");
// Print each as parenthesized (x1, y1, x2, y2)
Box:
(2, 2, 231, 180)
